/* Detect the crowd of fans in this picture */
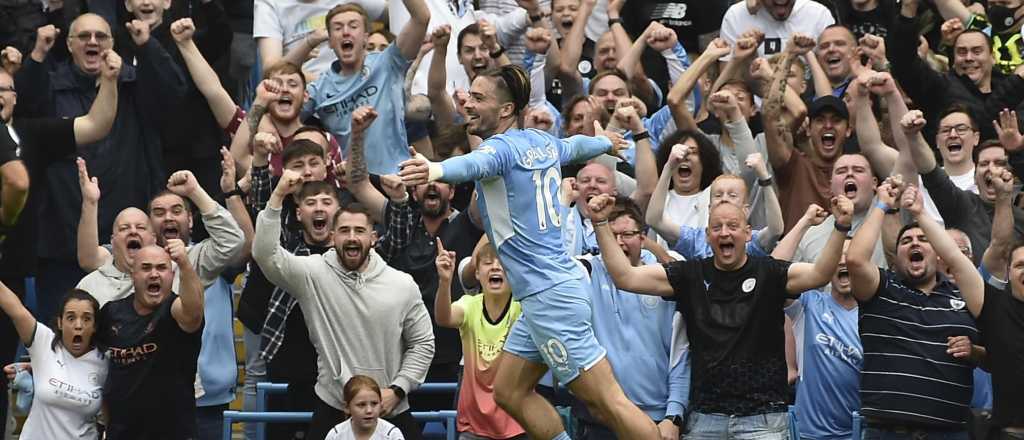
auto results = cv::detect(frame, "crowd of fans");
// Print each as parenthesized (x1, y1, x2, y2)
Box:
(0, 0, 1021, 439)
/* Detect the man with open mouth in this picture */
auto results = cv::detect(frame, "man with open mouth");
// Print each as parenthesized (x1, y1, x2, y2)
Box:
(777, 231, 862, 439)
(847, 179, 983, 439)
(241, 180, 342, 440)
(764, 35, 854, 233)
(591, 187, 851, 439)
(302, 0, 429, 175)
(98, 242, 206, 440)
(76, 168, 244, 306)
(907, 108, 1024, 261)
(253, 170, 435, 440)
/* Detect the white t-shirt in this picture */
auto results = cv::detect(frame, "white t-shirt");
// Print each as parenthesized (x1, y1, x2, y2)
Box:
(657, 188, 710, 248)
(19, 323, 107, 440)
(949, 167, 979, 194)
(253, 0, 387, 76)
(720, 0, 834, 58)
(325, 418, 405, 440)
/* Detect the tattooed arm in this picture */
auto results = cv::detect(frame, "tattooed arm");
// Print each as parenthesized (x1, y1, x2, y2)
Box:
(763, 34, 815, 171)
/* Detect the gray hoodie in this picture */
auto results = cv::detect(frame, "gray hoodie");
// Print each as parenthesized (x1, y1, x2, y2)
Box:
(252, 207, 435, 414)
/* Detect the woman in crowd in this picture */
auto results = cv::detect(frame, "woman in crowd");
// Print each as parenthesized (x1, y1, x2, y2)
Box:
(0, 282, 106, 439)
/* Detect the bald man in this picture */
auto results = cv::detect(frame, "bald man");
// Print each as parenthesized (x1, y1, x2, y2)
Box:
(11, 12, 187, 329)
(98, 243, 204, 439)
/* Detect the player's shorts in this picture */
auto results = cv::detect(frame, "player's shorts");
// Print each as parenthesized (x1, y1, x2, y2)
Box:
(502, 277, 606, 384)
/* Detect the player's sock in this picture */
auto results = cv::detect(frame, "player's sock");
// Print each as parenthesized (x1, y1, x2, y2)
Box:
(551, 432, 571, 440)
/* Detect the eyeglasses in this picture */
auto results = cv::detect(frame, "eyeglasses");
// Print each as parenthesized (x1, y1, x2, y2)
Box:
(71, 32, 111, 43)
(938, 124, 973, 136)
(613, 230, 642, 240)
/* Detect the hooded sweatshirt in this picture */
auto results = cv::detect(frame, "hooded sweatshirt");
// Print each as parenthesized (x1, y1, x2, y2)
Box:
(252, 206, 435, 413)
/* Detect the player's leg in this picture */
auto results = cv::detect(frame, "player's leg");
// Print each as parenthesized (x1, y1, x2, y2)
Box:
(495, 312, 567, 439)
(492, 352, 566, 439)
(521, 280, 660, 439)
(566, 358, 660, 439)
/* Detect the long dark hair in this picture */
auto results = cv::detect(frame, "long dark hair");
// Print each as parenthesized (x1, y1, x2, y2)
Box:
(51, 289, 102, 354)
(655, 129, 723, 191)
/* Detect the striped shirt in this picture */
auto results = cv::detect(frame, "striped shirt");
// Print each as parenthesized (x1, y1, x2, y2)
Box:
(859, 269, 978, 428)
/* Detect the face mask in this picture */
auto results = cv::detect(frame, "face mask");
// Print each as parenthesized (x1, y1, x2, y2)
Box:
(988, 5, 1021, 33)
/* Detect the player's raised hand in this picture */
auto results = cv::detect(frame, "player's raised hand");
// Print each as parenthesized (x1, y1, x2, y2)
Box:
(398, 146, 433, 187)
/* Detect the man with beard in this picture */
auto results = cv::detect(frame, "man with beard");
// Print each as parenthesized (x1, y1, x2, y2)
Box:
(244, 180, 342, 440)
(346, 105, 483, 408)
(253, 171, 435, 440)
(98, 243, 205, 439)
(721, 0, 834, 58)
(847, 182, 983, 437)
(888, 0, 1024, 141)
(904, 109, 1024, 260)
(75, 167, 244, 305)
(765, 34, 854, 232)
(12, 12, 186, 329)
(398, 64, 660, 440)
(303, 0, 429, 175)
(589, 189, 851, 439)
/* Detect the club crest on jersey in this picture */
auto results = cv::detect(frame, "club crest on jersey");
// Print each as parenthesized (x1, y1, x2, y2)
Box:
(950, 299, 966, 310)
(742, 278, 756, 293)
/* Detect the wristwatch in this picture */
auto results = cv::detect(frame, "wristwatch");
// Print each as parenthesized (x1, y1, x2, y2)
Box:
(667, 414, 683, 427)
(389, 385, 407, 400)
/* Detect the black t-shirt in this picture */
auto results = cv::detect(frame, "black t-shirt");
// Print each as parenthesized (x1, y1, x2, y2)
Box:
(663, 255, 794, 416)
(382, 206, 483, 366)
(977, 283, 1024, 428)
(98, 293, 203, 438)
(0, 117, 76, 277)
(836, 0, 897, 39)
(622, 0, 730, 97)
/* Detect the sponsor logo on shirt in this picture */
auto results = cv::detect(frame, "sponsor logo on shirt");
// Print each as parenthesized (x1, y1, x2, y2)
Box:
(49, 378, 101, 403)
(323, 86, 380, 117)
(108, 343, 159, 366)
(814, 333, 861, 364)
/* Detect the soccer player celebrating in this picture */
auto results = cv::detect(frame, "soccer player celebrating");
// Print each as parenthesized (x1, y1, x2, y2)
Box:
(399, 64, 660, 440)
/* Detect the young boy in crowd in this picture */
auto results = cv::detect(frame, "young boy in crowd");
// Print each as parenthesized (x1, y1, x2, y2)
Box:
(435, 237, 525, 440)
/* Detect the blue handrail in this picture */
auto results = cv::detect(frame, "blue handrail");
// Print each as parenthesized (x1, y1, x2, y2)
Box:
(223, 410, 458, 440)
(251, 382, 459, 440)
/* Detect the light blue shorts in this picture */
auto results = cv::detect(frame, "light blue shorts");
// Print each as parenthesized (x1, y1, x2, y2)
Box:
(502, 278, 607, 384)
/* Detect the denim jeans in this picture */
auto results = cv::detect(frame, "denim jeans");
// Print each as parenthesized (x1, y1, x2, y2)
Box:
(684, 412, 790, 440)
(862, 426, 968, 440)
(242, 327, 267, 440)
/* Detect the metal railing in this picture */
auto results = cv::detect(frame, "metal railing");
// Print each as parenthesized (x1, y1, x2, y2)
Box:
(247, 382, 458, 440)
